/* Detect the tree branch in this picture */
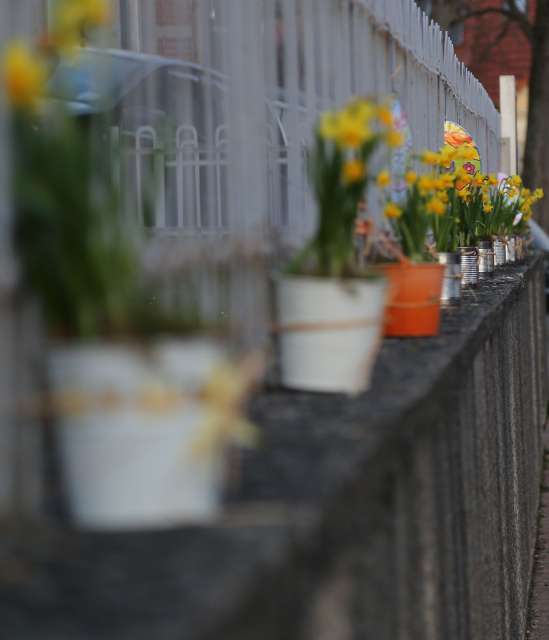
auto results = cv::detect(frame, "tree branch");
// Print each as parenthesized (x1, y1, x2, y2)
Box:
(478, 17, 513, 61)
(450, 1, 533, 41)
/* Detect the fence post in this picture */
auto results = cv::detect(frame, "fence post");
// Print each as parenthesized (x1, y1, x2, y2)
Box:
(119, 0, 143, 51)
(500, 75, 518, 175)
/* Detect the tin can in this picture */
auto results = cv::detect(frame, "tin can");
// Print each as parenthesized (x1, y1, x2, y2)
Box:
(505, 235, 517, 264)
(438, 252, 461, 304)
(493, 238, 507, 266)
(459, 246, 479, 288)
(515, 236, 525, 263)
(478, 240, 494, 278)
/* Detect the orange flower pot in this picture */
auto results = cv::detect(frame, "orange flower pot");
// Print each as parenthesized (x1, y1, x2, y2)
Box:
(382, 262, 445, 337)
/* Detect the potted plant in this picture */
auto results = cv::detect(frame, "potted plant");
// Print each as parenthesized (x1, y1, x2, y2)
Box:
(453, 172, 498, 280)
(487, 176, 543, 265)
(379, 162, 445, 337)
(442, 170, 485, 287)
(511, 184, 544, 261)
(429, 171, 461, 304)
(4, 6, 259, 530)
(276, 98, 397, 393)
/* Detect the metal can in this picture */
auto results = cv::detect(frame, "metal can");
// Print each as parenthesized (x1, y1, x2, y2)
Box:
(515, 236, 524, 263)
(438, 252, 461, 304)
(493, 238, 507, 266)
(459, 246, 479, 288)
(505, 235, 517, 264)
(478, 240, 494, 278)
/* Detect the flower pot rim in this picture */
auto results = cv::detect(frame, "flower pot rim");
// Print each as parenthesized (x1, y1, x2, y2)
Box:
(48, 335, 223, 353)
(274, 271, 386, 285)
(380, 261, 444, 273)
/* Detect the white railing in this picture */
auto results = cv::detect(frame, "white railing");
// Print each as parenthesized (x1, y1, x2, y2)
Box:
(112, 0, 500, 250)
(0, 0, 502, 514)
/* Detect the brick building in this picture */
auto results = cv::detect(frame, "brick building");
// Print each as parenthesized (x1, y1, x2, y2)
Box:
(455, 0, 534, 164)
(419, 0, 534, 165)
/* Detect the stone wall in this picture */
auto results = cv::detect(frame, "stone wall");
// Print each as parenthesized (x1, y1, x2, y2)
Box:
(0, 256, 546, 640)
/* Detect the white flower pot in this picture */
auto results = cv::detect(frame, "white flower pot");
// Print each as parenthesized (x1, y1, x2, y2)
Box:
(48, 340, 225, 530)
(275, 275, 388, 393)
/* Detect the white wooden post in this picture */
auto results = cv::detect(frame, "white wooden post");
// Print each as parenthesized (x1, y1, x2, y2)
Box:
(500, 75, 518, 175)
(120, 0, 143, 51)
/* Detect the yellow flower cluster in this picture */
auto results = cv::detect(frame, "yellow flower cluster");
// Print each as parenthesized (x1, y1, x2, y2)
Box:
(319, 98, 402, 151)
(1, 41, 47, 109)
(396, 169, 449, 218)
(1, 0, 112, 110)
(343, 159, 366, 185)
(376, 169, 391, 189)
(384, 202, 402, 219)
(419, 146, 478, 168)
(50, 0, 112, 53)
(517, 185, 544, 220)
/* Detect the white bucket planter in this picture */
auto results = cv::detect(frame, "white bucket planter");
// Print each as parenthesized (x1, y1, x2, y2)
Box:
(275, 275, 387, 394)
(48, 340, 225, 531)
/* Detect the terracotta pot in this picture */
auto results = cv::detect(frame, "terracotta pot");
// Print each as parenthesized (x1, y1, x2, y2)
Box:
(382, 262, 445, 337)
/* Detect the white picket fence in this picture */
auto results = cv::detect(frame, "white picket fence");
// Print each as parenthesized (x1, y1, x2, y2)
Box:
(111, 0, 500, 250)
(0, 0, 501, 513)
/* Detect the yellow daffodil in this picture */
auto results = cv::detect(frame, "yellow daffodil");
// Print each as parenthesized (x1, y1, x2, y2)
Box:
(488, 174, 498, 186)
(534, 188, 544, 200)
(510, 174, 522, 187)
(384, 202, 402, 219)
(455, 146, 478, 161)
(483, 203, 493, 213)
(438, 148, 457, 166)
(1, 41, 47, 110)
(418, 175, 435, 195)
(456, 170, 472, 186)
(346, 98, 377, 123)
(386, 129, 404, 148)
(472, 174, 485, 188)
(343, 158, 366, 184)
(439, 173, 455, 188)
(376, 169, 391, 189)
(405, 170, 417, 186)
(336, 112, 371, 149)
(377, 104, 394, 128)
(81, 0, 112, 26)
(426, 197, 446, 216)
(436, 190, 449, 204)
(457, 188, 470, 201)
(420, 150, 440, 166)
(55, 0, 111, 30)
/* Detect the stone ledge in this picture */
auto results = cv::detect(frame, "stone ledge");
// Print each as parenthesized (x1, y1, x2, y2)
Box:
(0, 255, 546, 640)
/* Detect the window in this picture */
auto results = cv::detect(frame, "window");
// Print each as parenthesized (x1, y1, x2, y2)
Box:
(503, 0, 527, 12)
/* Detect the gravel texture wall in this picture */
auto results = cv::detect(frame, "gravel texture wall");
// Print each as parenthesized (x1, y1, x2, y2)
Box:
(0, 256, 546, 640)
